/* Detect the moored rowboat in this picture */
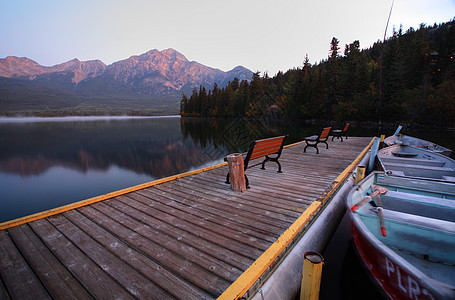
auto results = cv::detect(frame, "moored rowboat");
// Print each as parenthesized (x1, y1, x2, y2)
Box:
(346, 172, 455, 299)
(384, 134, 452, 157)
(377, 144, 455, 182)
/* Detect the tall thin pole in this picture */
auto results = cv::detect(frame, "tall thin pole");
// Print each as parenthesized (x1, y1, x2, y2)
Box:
(378, 0, 395, 125)
(384, 0, 395, 42)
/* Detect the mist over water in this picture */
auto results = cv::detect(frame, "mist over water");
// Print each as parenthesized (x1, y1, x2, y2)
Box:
(0, 116, 178, 123)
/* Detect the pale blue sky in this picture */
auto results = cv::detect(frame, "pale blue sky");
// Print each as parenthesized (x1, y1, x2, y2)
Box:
(1, 0, 454, 75)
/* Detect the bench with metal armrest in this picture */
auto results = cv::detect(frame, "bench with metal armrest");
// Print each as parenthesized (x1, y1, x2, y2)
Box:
(225, 135, 288, 188)
(332, 123, 350, 142)
(303, 127, 331, 154)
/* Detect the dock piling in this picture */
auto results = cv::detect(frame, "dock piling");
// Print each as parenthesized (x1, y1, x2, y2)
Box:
(300, 251, 324, 300)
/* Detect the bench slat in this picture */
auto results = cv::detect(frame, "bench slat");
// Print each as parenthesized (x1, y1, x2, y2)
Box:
(254, 141, 283, 150)
(249, 141, 284, 161)
(254, 140, 283, 149)
(250, 148, 281, 160)
(320, 128, 331, 139)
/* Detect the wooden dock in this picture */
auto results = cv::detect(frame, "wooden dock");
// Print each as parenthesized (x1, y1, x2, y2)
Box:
(0, 137, 372, 300)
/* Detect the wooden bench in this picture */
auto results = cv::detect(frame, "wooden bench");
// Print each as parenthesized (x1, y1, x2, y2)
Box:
(225, 135, 288, 188)
(303, 127, 331, 154)
(332, 123, 350, 142)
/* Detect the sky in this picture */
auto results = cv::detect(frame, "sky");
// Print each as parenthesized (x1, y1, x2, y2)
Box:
(1, 0, 454, 76)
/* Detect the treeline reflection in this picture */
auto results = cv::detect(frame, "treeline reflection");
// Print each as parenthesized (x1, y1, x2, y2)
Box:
(2, 117, 418, 179)
(0, 117, 296, 179)
(180, 117, 301, 154)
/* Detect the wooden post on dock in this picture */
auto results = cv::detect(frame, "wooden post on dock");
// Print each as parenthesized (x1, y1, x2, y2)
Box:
(227, 153, 246, 192)
(300, 251, 324, 300)
(379, 134, 385, 149)
(355, 166, 366, 185)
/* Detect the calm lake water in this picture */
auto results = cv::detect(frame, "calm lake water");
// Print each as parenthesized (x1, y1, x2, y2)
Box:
(1, 116, 453, 222)
(1, 116, 454, 298)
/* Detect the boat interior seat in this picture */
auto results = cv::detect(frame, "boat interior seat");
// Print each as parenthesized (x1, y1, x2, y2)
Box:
(385, 165, 454, 179)
(380, 192, 455, 222)
(381, 156, 446, 167)
(386, 170, 405, 176)
(384, 162, 452, 172)
(361, 205, 455, 233)
(443, 176, 455, 182)
(384, 190, 455, 207)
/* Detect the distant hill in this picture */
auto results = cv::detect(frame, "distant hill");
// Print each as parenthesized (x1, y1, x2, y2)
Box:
(0, 49, 253, 115)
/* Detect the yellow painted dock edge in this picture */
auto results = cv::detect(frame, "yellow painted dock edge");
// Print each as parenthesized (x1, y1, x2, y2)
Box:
(217, 137, 374, 300)
(0, 162, 228, 230)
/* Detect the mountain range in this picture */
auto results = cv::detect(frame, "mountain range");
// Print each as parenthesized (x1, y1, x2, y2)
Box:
(0, 49, 253, 115)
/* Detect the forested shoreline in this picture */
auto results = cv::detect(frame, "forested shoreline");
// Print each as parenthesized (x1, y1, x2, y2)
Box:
(180, 20, 455, 126)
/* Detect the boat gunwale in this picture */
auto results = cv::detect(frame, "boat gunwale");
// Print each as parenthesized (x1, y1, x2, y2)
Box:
(384, 134, 452, 156)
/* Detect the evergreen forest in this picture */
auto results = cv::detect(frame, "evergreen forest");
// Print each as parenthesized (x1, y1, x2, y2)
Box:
(180, 20, 455, 126)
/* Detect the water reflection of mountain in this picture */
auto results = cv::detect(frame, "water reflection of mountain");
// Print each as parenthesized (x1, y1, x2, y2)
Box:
(0, 118, 227, 178)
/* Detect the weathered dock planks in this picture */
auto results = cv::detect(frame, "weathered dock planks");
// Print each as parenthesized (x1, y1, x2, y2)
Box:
(0, 137, 372, 299)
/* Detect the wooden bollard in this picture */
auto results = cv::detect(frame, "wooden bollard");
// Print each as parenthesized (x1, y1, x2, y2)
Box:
(227, 153, 246, 192)
(301, 251, 324, 300)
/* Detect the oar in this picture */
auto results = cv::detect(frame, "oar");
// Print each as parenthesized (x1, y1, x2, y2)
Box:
(372, 185, 388, 236)
(351, 195, 373, 211)
(351, 185, 388, 211)
(377, 207, 387, 237)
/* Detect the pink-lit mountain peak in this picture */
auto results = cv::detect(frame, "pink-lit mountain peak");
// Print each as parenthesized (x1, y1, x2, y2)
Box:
(0, 48, 253, 96)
